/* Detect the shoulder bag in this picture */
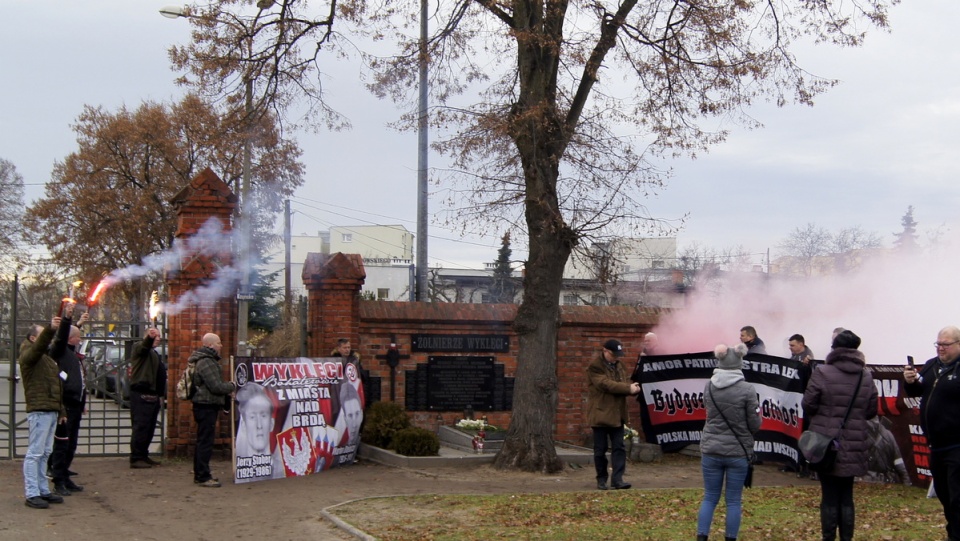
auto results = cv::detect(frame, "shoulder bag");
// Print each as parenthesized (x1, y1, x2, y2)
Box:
(707, 384, 756, 488)
(798, 368, 864, 473)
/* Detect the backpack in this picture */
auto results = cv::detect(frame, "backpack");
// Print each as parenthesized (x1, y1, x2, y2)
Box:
(175, 362, 197, 400)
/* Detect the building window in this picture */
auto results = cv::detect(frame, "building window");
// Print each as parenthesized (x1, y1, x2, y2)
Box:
(651, 260, 665, 269)
(377, 288, 389, 300)
(592, 294, 607, 306)
(562, 294, 578, 306)
(342, 233, 353, 242)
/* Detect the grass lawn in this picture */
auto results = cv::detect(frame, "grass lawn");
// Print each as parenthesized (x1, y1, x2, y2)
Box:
(330, 482, 943, 540)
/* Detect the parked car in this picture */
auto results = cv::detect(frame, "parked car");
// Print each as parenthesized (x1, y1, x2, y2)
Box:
(81, 340, 130, 407)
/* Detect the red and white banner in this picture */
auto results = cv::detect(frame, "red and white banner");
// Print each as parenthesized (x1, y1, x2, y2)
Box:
(634, 353, 922, 486)
(232, 357, 365, 484)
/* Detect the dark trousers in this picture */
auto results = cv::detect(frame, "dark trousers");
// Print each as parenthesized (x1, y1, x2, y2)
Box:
(592, 425, 626, 484)
(129, 391, 161, 462)
(193, 404, 220, 482)
(50, 405, 82, 485)
(931, 446, 960, 541)
(819, 473, 855, 541)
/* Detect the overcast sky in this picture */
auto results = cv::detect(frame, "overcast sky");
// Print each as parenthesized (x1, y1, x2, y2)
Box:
(3, 1, 958, 271)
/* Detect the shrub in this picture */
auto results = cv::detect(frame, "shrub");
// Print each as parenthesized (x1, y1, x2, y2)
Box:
(361, 401, 411, 448)
(389, 427, 440, 457)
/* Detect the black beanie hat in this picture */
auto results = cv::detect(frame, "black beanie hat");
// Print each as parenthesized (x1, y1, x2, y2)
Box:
(831, 330, 861, 350)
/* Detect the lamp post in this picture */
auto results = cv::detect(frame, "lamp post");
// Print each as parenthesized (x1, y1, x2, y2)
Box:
(161, 4, 261, 356)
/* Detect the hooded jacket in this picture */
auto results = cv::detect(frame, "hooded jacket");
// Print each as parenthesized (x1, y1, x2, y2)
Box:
(585, 350, 634, 428)
(189, 346, 235, 406)
(802, 347, 878, 477)
(701, 369, 761, 458)
(18, 326, 65, 415)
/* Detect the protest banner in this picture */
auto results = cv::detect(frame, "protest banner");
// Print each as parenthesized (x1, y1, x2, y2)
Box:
(231, 356, 365, 483)
(634, 353, 923, 486)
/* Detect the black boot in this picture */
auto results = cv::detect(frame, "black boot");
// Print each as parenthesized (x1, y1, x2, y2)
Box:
(696, 536, 708, 541)
(821, 506, 839, 541)
(839, 506, 855, 541)
(725, 538, 736, 541)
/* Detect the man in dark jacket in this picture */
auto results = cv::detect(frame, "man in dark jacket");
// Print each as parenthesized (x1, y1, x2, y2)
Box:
(904, 326, 960, 541)
(190, 333, 236, 487)
(739, 326, 767, 355)
(586, 339, 640, 491)
(19, 313, 67, 509)
(49, 311, 87, 496)
(128, 327, 167, 469)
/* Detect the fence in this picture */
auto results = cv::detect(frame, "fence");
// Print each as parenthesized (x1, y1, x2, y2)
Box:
(1, 306, 166, 459)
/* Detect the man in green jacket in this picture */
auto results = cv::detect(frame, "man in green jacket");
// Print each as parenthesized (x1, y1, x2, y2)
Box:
(19, 312, 69, 509)
(586, 338, 640, 491)
(189, 333, 236, 487)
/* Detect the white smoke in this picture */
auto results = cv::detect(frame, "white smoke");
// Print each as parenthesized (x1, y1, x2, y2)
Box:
(96, 217, 258, 316)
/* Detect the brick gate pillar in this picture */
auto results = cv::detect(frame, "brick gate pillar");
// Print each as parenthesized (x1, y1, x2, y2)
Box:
(164, 168, 238, 457)
(302, 253, 365, 357)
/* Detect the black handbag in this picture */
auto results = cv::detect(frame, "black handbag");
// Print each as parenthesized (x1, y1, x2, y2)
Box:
(799, 369, 863, 473)
(707, 385, 756, 488)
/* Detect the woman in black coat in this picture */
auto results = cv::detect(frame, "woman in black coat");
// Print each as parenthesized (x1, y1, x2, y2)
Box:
(802, 330, 878, 541)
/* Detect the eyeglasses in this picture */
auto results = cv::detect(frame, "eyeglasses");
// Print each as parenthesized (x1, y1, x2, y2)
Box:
(934, 341, 960, 349)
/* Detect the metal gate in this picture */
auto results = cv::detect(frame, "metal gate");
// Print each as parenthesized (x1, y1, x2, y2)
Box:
(1, 319, 166, 459)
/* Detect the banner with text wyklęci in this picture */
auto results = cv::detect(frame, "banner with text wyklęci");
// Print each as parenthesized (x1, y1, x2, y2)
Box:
(634, 353, 924, 486)
(231, 357, 365, 484)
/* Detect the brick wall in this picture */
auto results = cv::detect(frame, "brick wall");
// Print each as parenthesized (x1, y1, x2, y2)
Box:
(165, 168, 238, 457)
(304, 263, 661, 445)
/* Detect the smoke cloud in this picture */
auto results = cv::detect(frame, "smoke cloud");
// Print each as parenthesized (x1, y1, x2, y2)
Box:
(95, 217, 259, 316)
(654, 238, 958, 366)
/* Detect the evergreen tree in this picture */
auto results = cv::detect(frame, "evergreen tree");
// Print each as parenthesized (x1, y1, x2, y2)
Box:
(894, 206, 920, 254)
(490, 232, 517, 304)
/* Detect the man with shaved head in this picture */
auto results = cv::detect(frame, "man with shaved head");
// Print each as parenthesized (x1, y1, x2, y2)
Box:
(904, 326, 960, 541)
(188, 333, 236, 488)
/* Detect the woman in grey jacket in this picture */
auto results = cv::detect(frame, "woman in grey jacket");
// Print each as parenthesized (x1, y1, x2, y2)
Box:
(696, 343, 761, 541)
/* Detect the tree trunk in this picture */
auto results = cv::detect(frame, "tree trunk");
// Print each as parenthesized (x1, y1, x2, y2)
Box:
(493, 140, 574, 473)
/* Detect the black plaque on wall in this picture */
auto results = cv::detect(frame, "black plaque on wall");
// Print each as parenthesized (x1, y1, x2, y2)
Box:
(404, 356, 514, 411)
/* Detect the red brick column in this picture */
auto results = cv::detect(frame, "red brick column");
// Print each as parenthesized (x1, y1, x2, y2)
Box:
(302, 253, 366, 357)
(164, 168, 238, 457)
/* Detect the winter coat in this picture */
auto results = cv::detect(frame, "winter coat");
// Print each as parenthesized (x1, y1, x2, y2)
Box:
(744, 337, 767, 355)
(802, 347, 878, 477)
(50, 316, 85, 409)
(585, 351, 633, 428)
(18, 327, 65, 415)
(701, 370, 761, 458)
(189, 347, 235, 406)
(905, 356, 960, 451)
(129, 335, 167, 396)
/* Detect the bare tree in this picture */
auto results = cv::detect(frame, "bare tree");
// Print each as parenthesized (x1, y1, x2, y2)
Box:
(778, 223, 882, 276)
(176, 0, 896, 472)
(0, 158, 26, 268)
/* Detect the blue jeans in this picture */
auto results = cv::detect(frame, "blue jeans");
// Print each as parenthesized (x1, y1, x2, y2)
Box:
(697, 453, 749, 538)
(23, 411, 58, 498)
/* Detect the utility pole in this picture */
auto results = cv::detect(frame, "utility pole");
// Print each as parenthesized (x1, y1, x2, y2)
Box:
(284, 199, 292, 322)
(415, 0, 429, 301)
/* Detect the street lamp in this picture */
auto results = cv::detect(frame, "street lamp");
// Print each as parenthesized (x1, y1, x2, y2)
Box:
(160, 4, 258, 356)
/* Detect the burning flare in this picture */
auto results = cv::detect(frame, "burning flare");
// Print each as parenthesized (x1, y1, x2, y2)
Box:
(88, 280, 109, 305)
(149, 291, 161, 323)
